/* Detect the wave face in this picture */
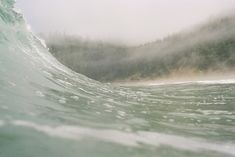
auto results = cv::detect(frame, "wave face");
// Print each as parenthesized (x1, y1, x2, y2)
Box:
(0, 0, 235, 157)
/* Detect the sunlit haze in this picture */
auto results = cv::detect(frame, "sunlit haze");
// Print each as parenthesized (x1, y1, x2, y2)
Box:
(16, 0, 235, 45)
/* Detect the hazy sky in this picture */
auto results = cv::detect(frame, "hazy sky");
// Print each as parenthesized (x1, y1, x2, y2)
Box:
(16, 0, 235, 45)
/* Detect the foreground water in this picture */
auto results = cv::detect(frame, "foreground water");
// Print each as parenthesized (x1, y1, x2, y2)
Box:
(0, 0, 235, 156)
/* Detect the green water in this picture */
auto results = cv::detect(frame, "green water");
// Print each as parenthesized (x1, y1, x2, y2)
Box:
(0, 0, 234, 156)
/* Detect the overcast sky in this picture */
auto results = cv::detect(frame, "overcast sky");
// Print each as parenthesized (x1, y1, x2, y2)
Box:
(16, 0, 235, 45)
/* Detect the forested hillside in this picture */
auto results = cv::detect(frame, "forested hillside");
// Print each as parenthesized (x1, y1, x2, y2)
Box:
(44, 15, 235, 82)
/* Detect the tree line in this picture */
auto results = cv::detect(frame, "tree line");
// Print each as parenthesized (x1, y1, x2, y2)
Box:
(44, 15, 235, 82)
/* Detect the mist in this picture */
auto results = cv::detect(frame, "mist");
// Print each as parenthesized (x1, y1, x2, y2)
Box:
(16, 0, 235, 45)
(15, 0, 235, 82)
(45, 14, 235, 82)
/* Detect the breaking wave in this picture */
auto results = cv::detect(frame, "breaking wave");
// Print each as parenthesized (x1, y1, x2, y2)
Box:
(0, 0, 234, 157)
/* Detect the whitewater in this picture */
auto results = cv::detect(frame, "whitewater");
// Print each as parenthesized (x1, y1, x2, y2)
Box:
(0, 0, 235, 157)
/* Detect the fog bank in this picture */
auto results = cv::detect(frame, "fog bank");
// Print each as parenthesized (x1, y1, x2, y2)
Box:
(16, 0, 235, 45)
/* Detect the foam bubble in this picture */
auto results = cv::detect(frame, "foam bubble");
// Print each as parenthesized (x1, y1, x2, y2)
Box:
(12, 120, 235, 156)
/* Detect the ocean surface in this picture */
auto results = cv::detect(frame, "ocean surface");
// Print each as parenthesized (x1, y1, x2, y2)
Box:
(0, 0, 235, 156)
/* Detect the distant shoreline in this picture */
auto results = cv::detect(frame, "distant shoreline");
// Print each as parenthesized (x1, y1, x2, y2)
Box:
(112, 71, 235, 86)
